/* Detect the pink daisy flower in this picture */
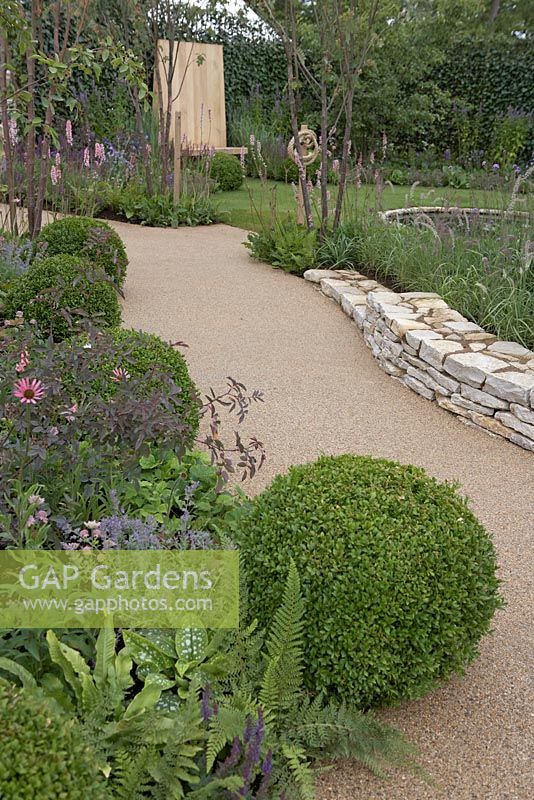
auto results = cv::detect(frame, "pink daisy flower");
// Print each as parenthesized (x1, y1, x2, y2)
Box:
(13, 377, 45, 404)
(112, 367, 130, 383)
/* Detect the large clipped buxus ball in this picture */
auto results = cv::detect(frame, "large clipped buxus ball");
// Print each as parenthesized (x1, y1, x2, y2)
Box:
(3, 254, 121, 341)
(235, 454, 502, 708)
(38, 216, 128, 287)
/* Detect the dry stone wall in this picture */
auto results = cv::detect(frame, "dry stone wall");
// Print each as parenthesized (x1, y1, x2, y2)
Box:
(304, 268, 534, 452)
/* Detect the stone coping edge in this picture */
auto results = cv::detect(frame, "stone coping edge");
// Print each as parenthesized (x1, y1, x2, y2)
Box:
(303, 268, 534, 452)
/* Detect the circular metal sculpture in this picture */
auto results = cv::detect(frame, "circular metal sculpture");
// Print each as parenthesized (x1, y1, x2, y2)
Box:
(287, 124, 319, 166)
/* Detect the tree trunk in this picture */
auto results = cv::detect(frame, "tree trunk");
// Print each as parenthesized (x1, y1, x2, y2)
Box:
(489, 0, 501, 23)
(0, 37, 18, 235)
(319, 80, 329, 238)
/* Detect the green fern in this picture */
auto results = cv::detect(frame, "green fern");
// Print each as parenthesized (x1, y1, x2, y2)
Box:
(259, 559, 304, 716)
(205, 705, 250, 772)
(281, 744, 316, 800)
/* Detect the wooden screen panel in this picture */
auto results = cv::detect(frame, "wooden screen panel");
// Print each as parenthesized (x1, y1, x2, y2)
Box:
(155, 40, 227, 148)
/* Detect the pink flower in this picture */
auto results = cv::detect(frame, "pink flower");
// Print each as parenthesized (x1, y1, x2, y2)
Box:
(55, 151, 61, 166)
(15, 350, 30, 373)
(95, 142, 106, 165)
(36, 509, 48, 523)
(249, 133, 256, 147)
(83, 147, 90, 168)
(240, 146, 246, 172)
(112, 367, 130, 383)
(332, 159, 340, 174)
(65, 119, 73, 146)
(145, 143, 151, 155)
(61, 542, 79, 550)
(27, 516, 36, 527)
(28, 495, 44, 506)
(48, 426, 59, 436)
(60, 403, 77, 422)
(50, 165, 62, 185)
(8, 118, 17, 148)
(382, 131, 388, 161)
(13, 377, 45, 405)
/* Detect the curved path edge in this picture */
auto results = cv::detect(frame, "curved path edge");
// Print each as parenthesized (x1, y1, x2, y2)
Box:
(304, 268, 534, 452)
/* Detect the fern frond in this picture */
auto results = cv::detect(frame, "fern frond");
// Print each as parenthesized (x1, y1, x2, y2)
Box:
(259, 560, 304, 717)
(205, 705, 249, 772)
(187, 775, 244, 799)
(291, 701, 420, 779)
(110, 746, 154, 800)
(0, 656, 37, 688)
(281, 744, 316, 800)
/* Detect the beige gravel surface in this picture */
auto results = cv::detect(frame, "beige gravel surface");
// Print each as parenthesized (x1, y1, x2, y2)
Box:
(117, 221, 534, 800)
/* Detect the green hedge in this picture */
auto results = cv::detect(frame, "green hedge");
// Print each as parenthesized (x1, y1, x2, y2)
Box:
(4, 255, 121, 340)
(38, 217, 128, 287)
(0, 682, 110, 800)
(235, 454, 502, 708)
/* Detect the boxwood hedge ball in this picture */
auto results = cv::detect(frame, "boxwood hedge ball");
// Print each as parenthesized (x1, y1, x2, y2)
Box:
(3, 254, 121, 341)
(0, 682, 110, 800)
(235, 454, 502, 708)
(38, 216, 128, 287)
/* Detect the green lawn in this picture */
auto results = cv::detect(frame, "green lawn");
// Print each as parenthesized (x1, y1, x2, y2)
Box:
(216, 178, 525, 231)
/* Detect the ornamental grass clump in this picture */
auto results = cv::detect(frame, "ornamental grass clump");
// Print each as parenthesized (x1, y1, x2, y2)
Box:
(38, 216, 128, 287)
(3, 254, 121, 340)
(235, 454, 503, 709)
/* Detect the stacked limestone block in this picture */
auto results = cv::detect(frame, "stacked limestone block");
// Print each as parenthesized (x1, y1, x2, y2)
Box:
(304, 269, 534, 452)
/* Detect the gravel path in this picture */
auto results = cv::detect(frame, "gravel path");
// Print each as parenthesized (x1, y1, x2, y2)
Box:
(118, 221, 534, 800)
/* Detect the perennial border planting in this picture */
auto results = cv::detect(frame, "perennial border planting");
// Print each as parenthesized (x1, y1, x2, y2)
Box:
(304, 268, 534, 452)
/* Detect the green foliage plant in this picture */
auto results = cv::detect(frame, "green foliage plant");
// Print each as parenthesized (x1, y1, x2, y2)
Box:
(111, 182, 220, 227)
(210, 152, 244, 191)
(0, 570, 420, 799)
(113, 447, 243, 535)
(350, 211, 534, 350)
(125, 563, 419, 798)
(234, 455, 503, 708)
(0, 680, 110, 800)
(38, 217, 128, 288)
(245, 221, 318, 276)
(316, 223, 362, 269)
(3, 254, 121, 340)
